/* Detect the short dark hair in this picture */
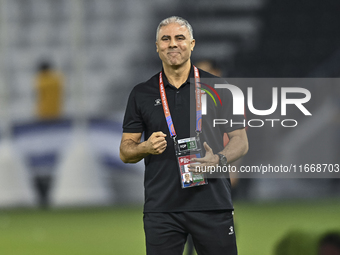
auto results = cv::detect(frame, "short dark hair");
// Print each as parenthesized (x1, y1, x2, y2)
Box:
(38, 60, 52, 72)
(319, 232, 340, 249)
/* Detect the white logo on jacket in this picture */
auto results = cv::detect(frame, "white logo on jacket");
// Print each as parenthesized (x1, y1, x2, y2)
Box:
(154, 99, 161, 106)
(229, 226, 234, 235)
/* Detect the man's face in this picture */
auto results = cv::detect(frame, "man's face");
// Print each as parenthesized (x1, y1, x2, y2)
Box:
(156, 23, 195, 67)
(185, 174, 190, 182)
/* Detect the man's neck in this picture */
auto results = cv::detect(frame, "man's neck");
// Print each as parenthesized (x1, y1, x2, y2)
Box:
(163, 60, 191, 88)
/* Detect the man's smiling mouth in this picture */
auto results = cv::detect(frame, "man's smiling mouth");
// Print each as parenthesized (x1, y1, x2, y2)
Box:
(168, 52, 180, 55)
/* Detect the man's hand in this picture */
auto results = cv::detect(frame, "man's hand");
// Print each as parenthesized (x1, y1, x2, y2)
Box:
(188, 142, 219, 173)
(120, 131, 167, 163)
(146, 131, 167, 155)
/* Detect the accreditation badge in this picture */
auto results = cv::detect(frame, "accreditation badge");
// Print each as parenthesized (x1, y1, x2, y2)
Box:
(175, 136, 208, 189)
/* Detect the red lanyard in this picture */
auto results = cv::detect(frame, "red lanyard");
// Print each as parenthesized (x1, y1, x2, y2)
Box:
(159, 66, 201, 138)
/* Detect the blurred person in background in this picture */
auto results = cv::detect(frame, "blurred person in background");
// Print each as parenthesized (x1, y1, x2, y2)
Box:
(319, 232, 340, 255)
(195, 59, 222, 77)
(120, 16, 248, 255)
(195, 58, 243, 188)
(184, 59, 244, 255)
(33, 60, 64, 207)
(274, 231, 340, 255)
(35, 60, 63, 120)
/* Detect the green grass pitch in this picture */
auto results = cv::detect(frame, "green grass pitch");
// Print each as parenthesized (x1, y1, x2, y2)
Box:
(0, 199, 339, 255)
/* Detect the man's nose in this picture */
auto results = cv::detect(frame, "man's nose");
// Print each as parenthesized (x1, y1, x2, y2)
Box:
(169, 38, 177, 48)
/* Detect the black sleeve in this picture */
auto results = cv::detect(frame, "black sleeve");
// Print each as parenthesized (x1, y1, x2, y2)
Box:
(217, 84, 246, 134)
(122, 87, 145, 133)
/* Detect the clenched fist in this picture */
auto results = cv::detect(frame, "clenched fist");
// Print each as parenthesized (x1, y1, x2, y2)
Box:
(146, 131, 167, 155)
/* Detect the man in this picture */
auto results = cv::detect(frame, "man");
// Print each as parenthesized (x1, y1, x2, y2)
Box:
(195, 59, 222, 77)
(184, 173, 193, 185)
(35, 60, 63, 119)
(319, 233, 340, 255)
(34, 60, 64, 208)
(120, 16, 248, 255)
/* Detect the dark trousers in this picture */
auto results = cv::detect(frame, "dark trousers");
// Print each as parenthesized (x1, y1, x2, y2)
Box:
(143, 210, 237, 255)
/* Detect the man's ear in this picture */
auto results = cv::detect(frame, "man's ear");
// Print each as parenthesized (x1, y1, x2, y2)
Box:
(191, 39, 195, 51)
(156, 41, 159, 53)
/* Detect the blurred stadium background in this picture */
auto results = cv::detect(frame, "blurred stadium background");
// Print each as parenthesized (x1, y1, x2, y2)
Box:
(0, 0, 339, 254)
